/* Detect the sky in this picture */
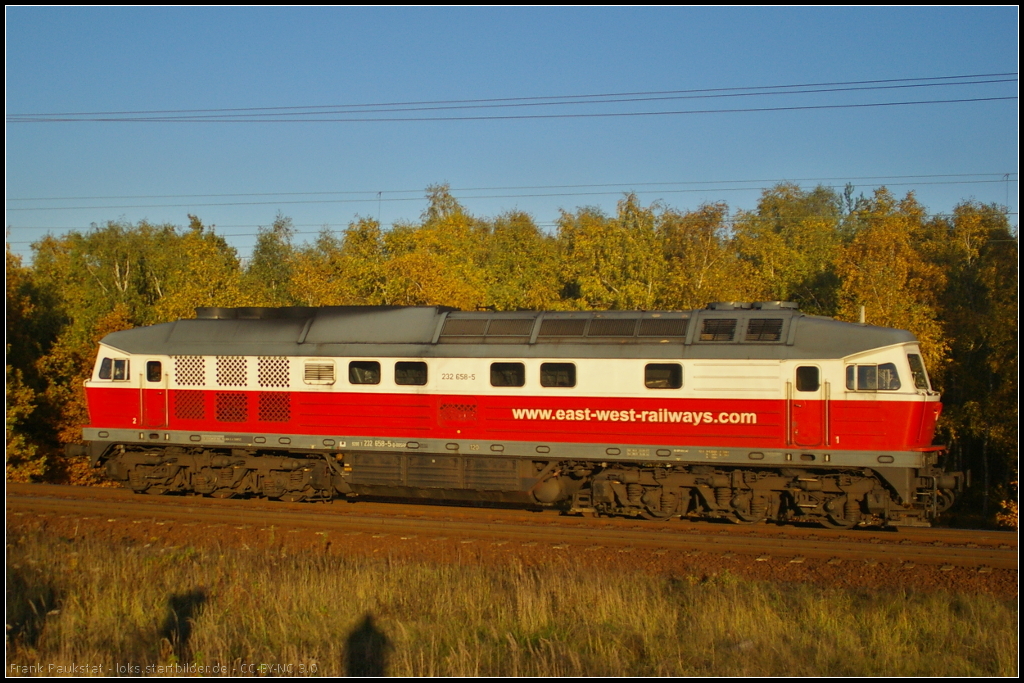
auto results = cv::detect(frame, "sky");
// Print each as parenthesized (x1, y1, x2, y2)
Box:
(5, 7, 1018, 262)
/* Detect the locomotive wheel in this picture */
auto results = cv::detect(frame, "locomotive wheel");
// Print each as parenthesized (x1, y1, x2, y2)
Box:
(818, 514, 857, 529)
(639, 492, 679, 521)
(727, 511, 766, 525)
(726, 492, 768, 524)
(934, 489, 956, 513)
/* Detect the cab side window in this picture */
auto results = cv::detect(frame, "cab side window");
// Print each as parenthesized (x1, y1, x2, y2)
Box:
(99, 358, 130, 381)
(146, 361, 162, 382)
(907, 354, 930, 391)
(846, 363, 901, 391)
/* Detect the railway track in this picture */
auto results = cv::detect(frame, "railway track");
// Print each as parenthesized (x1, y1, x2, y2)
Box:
(7, 484, 1016, 571)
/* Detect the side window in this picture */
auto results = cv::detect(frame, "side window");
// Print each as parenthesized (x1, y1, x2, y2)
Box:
(846, 363, 901, 391)
(907, 354, 930, 391)
(395, 361, 427, 386)
(796, 366, 820, 392)
(490, 362, 525, 387)
(645, 363, 682, 389)
(541, 363, 576, 388)
(349, 361, 380, 385)
(112, 359, 129, 381)
(858, 365, 878, 391)
(146, 361, 162, 383)
(877, 363, 901, 390)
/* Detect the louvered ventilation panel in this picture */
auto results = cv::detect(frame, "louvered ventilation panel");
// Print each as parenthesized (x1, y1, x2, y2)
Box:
(699, 319, 737, 341)
(538, 319, 587, 337)
(638, 318, 689, 337)
(440, 318, 488, 336)
(486, 319, 534, 337)
(588, 318, 638, 337)
(304, 362, 336, 385)
(745, 318, 784, 342)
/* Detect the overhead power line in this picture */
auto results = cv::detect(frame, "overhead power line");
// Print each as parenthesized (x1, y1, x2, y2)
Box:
(6, 77, 1015, 121)
(8, 72, 1016, 118)
(8, 97, 1015, 124)
(7, 212, 1019, 247)
(7, 172, 1017, 203)
(7, 73, 1015, 123)
(5, 178, 1017, 214)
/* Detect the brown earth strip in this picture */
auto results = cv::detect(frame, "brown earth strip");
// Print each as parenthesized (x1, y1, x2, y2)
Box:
(6, 483, 1016, 598)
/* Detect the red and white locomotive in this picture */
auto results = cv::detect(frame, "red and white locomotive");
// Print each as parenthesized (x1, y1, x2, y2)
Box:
(80, 303, 962, 527)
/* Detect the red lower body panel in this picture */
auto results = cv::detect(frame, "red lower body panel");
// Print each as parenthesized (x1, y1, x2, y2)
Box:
(86, 387, 941, 452)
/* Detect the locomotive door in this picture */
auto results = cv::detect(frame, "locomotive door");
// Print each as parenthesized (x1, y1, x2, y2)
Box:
(790, 365, 823, 447)
(141, 360, 167, 428)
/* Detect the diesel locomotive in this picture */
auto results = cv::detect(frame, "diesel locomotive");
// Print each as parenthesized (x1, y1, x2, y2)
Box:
(78, 302, 963, 527)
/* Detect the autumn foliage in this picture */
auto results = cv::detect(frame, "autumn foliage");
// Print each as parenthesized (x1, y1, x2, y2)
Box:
(4, 184, 1017, 523)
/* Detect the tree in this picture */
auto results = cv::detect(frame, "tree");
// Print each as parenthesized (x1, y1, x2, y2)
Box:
(834, 188, 947, 371)
(484, 211, 561, 311)
(153, 215, 244, 320)
(929, 201, 1017, 517)
(660, 203, 753, 309)
(240, 213, 298, 306)
(557, 194, 666, 310)
(5, 362, 45, 481)
(5, 246, 50, 480)
(733, 184, 843, 315)
(290, 218, 387, 306)
(11, 218, 241, 482)
(382, 185, 489, 309)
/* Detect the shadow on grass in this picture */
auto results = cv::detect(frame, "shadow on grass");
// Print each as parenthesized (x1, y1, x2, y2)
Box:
(6, 568, 62, 648)
(159, 589, 208, 659)
(345, 613, 391, 677)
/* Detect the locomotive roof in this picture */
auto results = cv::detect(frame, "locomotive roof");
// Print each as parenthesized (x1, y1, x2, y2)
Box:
(99, 303, 917, 361)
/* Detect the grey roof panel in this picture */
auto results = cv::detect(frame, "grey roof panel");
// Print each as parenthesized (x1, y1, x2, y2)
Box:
(99, 305, 917, 360)
(167, 318, 308, 345)
(787, 315, 915, 357)
(304, 306, 444, 344)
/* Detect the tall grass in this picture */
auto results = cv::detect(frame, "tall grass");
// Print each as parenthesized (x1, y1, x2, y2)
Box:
(6, 530, 1017, 676)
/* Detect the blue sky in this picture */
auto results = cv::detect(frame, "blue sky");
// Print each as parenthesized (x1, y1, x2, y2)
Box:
(6, 7, 1018, 261)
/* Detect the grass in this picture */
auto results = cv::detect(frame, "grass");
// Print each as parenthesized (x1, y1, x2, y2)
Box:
(6, 529, 1018, 677)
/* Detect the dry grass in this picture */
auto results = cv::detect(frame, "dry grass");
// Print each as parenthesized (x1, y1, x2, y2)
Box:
(6, 529, 1017, 677)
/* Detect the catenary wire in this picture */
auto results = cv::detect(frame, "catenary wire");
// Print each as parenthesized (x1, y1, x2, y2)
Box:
(8, 78, 1016, 122)
(8, 96, 1016, 124)
(7, 173, 1017, 203)
(7, 72, 1016, 120)
(5, 179, 1018, 213)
